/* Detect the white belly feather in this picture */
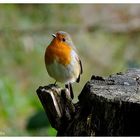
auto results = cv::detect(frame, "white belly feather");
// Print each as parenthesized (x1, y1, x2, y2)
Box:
(46, 50, 80, 84)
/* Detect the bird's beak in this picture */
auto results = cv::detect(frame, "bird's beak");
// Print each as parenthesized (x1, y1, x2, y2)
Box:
(52, 34, 56, 38)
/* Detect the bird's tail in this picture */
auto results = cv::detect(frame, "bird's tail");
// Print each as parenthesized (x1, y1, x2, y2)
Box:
(65, 83, 74, 99)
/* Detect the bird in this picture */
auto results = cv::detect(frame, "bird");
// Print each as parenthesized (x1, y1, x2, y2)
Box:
(44, 31, 83, 99)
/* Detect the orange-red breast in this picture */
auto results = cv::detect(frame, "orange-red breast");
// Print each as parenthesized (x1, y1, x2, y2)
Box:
(44, 31, 83, 99)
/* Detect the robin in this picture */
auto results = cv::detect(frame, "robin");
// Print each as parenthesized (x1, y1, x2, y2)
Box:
(44, 31, 83, 99)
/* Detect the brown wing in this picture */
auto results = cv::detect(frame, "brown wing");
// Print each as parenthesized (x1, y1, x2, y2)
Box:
(79, 59, 83, 74)
(76, 58, 83, 83)
(71, 45, 83, 83)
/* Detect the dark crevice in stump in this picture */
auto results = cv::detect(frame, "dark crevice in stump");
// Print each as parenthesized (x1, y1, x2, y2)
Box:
(36, 68, 140, 136)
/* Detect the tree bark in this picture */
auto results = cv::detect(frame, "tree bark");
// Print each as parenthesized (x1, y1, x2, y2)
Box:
(36, 68, 140, 136)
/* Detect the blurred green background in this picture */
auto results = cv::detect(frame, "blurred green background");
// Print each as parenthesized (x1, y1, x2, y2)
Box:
(0, 4, 140, 136)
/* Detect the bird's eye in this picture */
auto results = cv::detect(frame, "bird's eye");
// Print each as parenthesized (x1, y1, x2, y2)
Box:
(62, 38, 66, 42)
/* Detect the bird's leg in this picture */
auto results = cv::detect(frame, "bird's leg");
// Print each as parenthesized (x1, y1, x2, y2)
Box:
(54, 81, 57, 86)
(65, 83, 74, 99)
(69, 83, 74, 99)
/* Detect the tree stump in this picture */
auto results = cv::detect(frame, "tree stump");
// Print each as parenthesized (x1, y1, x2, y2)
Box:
(36, 68, 140, 136)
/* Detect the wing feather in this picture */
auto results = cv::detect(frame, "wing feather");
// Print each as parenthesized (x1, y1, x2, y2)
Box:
(71, 49, 83, 83)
